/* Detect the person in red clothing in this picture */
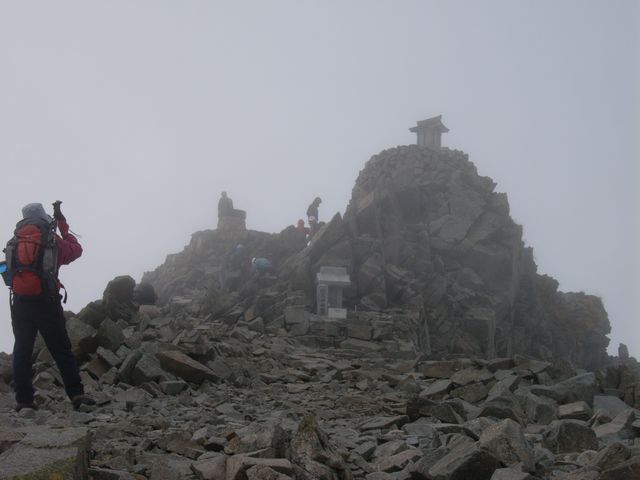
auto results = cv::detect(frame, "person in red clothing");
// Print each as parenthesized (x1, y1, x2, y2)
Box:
(8, 202, 95, 411)
(296, 219, 310, 238)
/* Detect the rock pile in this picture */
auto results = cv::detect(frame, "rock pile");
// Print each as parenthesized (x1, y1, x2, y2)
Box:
(0, 299, 638, 479)
(0, 144, 634, 479)
(144, 145, 611, 370)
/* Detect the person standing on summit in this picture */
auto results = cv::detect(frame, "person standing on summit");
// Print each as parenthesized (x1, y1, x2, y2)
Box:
(4, 202, 95, 411)
(306, 197, 322, 237)
(218, 191, 234, 217)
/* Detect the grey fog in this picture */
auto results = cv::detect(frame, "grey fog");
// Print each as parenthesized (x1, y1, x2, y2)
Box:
(0, 0, 638, 357)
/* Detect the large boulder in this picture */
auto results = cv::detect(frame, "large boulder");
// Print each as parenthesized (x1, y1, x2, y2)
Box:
(593, 409, 638, 443)
(427, 441, 502, 480)
(66, 317, 99, 359)
(225, 421, 289, 458)
(96, 317, 125, 352)
(103, 275, 138, 322)
(542, 420, 598, 453)
(156, 350, 217, 384)
(289, 414, 352, 480)
(76, 300, 108, 329)
(134, 282, 158, 305)
(478, 418, 535, 472)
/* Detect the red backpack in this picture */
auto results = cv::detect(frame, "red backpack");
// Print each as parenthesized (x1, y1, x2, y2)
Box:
(4, 218, 58, 296)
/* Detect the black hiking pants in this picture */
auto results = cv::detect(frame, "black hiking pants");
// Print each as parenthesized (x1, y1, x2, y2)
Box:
(11, 295, 84, 404)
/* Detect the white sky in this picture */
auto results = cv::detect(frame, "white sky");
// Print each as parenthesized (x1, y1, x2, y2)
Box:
(1, 1, 638, 357)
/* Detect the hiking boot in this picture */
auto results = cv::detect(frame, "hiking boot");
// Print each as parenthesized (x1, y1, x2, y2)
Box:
(71, 395, 96, 410)
(15, 402, 38, 412)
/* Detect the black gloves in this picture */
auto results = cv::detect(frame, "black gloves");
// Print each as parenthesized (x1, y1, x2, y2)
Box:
(52, 200, 66, 221)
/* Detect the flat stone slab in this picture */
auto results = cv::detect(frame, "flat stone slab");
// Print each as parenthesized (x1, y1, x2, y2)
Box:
(558, 401, 593, 421)
(420, 379, 452, 398)
(451, 368, 494, 386)
(156, 350, 217, 384)
(417, 360, 472, 379)
(360, 415, 410, 431)
(594, 395, 633, 418)
(0, 426, 90, 479)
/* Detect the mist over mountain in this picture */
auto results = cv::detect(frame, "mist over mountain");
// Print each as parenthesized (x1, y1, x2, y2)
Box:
(1, 141, 639, 479)
(143, 143, 612, 370)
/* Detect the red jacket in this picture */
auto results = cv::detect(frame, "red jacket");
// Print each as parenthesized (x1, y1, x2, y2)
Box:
(55, 219, 82, 271)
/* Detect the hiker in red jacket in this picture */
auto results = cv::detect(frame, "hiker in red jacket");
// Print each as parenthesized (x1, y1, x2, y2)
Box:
(6, 202, 95, 411)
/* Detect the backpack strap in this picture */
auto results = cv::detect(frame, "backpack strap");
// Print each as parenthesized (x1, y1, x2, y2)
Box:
(59, 283, 68, 304)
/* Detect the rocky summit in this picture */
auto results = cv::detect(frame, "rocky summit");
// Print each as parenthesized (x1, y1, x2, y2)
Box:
(0, 145, 638, 480)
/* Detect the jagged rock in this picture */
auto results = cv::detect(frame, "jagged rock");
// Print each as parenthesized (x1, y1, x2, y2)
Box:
(533, 445, 555, 470)
(373, 447, 422, 473)
(289, 414, 352, 480)
(118, 350, 143, 384)
(558, 372, 599, 405)
(157, 431, 204, 458)
(451, 368, 493, 386)
(478, 418, 535, 472)
(248, 317, 265, 334)
(593, 394, 631, 417)
(161, 380, 188, 395)
(360, 415, 410, 431)
(156, 350, 217, 384)
(225, 421, 288, 457)
(191, 455, 227, 480)
(85, 355, 111, 379)
(103, 275, 138, 322)
(529, 372, 598, 406)
(588, 441, 632, 470)
(67, 317, 99, 358)
(427, 441, 502, 480)
(593, 408, 637, 443)
(417, 360, 471, 379)
(373, 439, 408, 459)
(132, 353, 166, 385)
(77, 300, 109, 328)
(419, 379, 453, 399)
(477, 403, 524, 425)
(542, 420, 598, 453)
(618, 343, 630, 360)
(134, 282, 158, 305)
(97, 346, 123, 368)
(514, 388, 558, 425)
(97, 317, 125, 351)
(558, 401, 592, 421)
(406, 397, 463, 424)
(489, 375, 520, 399)
(403, 420, 440, 448)
(450, 382, 490, 403)
(283, 307, 311, 336)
